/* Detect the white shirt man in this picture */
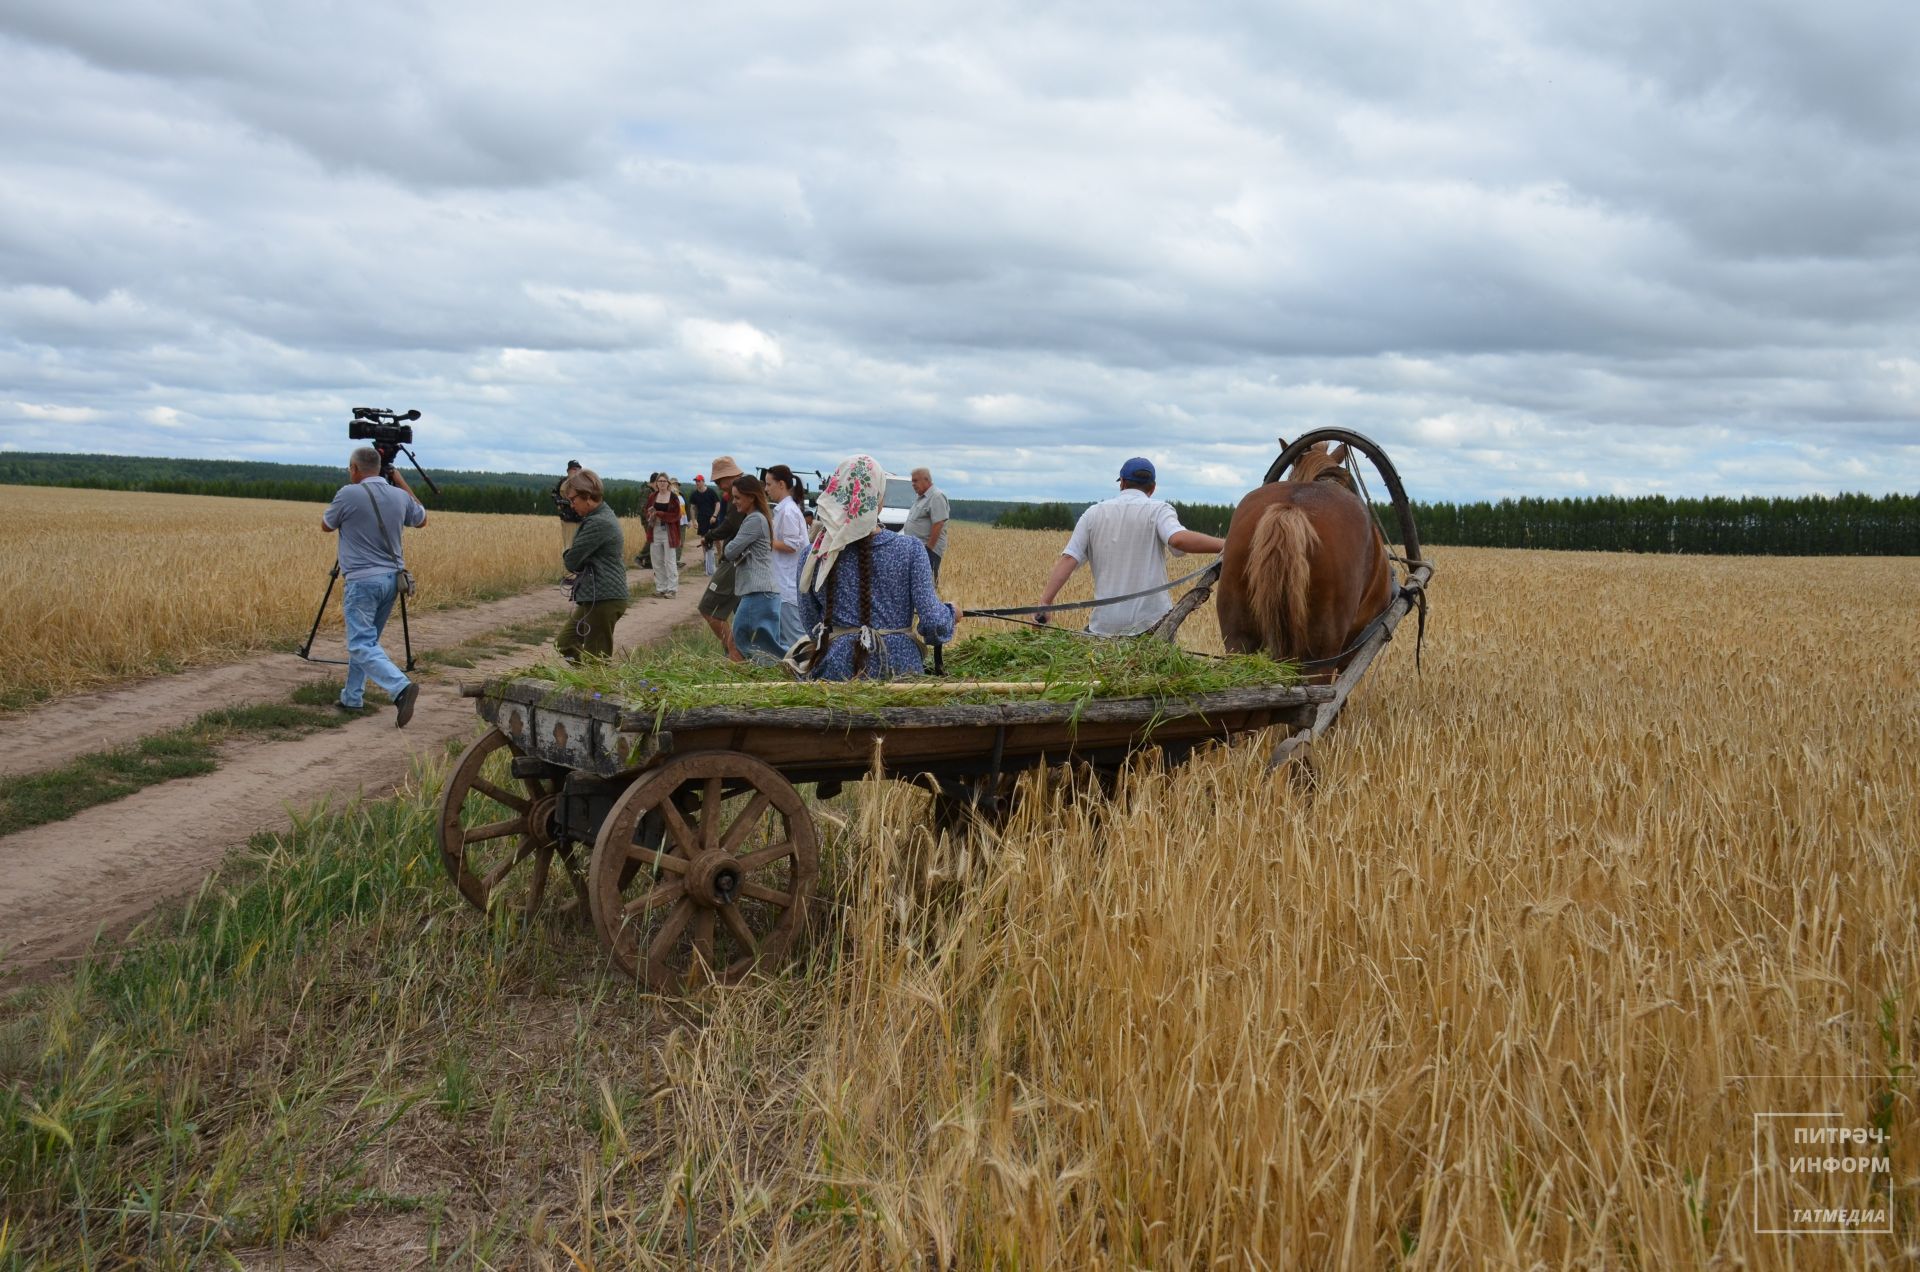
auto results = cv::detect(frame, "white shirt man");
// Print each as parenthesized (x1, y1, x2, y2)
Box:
(1035, 457, 1226, 637)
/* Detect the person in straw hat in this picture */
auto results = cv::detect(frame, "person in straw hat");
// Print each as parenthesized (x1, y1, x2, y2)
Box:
(697, 455, 746, 659)
(553, 467, 628, 662)
(797, 454, 961, 679)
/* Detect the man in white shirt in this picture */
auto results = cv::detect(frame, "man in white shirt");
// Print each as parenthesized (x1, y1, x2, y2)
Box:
(1034, 457, 1226, 636)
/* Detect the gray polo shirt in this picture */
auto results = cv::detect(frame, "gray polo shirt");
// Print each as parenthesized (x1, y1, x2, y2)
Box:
(323, 476, 426, 581)
(903, 486, 950, 556)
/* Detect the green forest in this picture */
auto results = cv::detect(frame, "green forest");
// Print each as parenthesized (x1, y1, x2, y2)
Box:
(5, 453, 1913, 553)
(0, 452, 1023, 523)
(995, 492, 1920, 555)
(0, 453, 659, 516)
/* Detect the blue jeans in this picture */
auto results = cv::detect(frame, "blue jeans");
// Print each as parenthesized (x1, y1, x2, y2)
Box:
(341, 573, 412, 707)
(731, 592, 786, 665)
(779, 599, 804, 652)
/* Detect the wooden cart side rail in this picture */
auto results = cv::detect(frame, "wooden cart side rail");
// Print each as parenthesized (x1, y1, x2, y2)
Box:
(1148, 560, 1223, 641)
(617, 681, 1334, 734)
(655, 695, 1320, 781)
(458, 678, 626, 722)
(474, 687, 649, 776)
(463, 676, 1332, 732)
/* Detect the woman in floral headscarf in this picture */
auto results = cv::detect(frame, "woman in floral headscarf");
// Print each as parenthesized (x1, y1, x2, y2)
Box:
(798, 454, 961, 679)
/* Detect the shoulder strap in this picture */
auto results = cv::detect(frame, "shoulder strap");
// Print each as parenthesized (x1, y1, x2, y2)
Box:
(360, 483, 405, 568)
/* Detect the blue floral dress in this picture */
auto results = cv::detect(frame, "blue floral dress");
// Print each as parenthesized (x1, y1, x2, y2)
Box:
(799, 531, 957, 679)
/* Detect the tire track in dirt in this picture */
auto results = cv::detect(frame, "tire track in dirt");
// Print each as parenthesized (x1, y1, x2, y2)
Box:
(0, 588, 704, 982)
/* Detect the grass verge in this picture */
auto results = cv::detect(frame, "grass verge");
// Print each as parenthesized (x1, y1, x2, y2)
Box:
(0, 684, 377, 838)
(0, 747, 851, 1267)
(2, 609, 574, 839)
(413, 611, 570, 671)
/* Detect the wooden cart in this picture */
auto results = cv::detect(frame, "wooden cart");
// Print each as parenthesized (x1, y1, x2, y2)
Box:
(436, 429, 1431, 991)
(441, 677, 1335, 990)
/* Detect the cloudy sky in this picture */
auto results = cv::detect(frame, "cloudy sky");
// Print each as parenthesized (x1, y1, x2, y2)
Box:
(2, 1, 1916, 503)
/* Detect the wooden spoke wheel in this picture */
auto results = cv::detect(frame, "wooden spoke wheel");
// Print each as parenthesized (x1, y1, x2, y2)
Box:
(438, 728, 590, 917)
(589, 751, 819, 991)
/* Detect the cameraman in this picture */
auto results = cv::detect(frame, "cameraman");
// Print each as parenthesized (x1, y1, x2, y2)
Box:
(320, 446, 426, 726)
(553, 459, 584, 551)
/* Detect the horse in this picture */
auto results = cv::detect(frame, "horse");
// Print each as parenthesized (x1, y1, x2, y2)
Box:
(1216, 442, 1393, 676)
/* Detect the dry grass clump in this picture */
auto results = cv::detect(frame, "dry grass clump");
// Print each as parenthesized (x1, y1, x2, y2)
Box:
(3, 536, 1917, 1267)
(0, 486, 651, 707)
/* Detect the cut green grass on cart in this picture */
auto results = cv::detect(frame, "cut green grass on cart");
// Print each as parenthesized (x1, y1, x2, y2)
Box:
(523, 626, 1296, 713)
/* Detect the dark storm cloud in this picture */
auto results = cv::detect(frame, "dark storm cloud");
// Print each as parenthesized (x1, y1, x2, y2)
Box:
(1, 1, 1915, 501)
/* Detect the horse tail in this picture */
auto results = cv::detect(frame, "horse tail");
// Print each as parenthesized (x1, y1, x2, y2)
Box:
(1245, 504, 1319, 659)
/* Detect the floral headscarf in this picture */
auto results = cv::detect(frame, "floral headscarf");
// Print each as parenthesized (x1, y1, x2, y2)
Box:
(799, 454, 889, 593)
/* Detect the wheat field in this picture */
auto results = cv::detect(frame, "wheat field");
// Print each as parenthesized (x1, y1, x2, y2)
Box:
(736, 539, 1918, 1266)
(0, 485, 654, 707)
(3, 528, 1917, 1267)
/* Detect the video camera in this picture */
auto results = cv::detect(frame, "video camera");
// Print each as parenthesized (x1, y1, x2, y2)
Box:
(347, 406, 438, 494)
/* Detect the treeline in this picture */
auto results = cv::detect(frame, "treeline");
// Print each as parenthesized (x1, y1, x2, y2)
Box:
(12, 453, 1913, 553)
(997, 493, 1920, 555)
(993, 502, 1090, 531)
(945, 498, 1016, 524)
(1410, 493, 1919, 555)
(0, 453, 658, 516)
(0, 452, 582, 490)
(1, 452, 1026, 522)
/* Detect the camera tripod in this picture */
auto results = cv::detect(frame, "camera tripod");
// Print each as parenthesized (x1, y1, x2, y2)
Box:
(296, 564, 416, 672)
(374, 442, 439, 495)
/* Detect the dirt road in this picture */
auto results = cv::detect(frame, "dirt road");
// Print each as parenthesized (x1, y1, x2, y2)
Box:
(0, 578, 704, 980)
(0, 578, 615, 779)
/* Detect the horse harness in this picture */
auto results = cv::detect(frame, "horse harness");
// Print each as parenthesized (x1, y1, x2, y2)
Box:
(1295, 569, 1428, 673)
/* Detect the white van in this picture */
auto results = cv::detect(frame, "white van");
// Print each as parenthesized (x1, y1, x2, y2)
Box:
(877, 476, 916, 530)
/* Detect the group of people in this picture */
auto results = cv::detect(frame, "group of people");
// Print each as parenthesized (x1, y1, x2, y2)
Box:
(554, 457, 964, 674)
(690, 457, 806, 664)
(325, 447, 1222, 716)
(545, 457, 810, 666)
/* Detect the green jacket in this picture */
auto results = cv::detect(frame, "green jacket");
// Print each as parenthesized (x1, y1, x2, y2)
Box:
(562, 502, 629, 604)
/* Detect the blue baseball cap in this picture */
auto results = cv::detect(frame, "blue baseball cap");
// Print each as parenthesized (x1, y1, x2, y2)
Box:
(1118, 456, 1156, 483)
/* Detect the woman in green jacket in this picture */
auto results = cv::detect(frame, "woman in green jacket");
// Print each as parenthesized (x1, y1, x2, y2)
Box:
(556, 468, 629, 662)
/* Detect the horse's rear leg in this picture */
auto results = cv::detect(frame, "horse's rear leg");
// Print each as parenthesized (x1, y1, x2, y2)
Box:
(1304, 610, 1355, 677)
(1216, 578, 1261, 655)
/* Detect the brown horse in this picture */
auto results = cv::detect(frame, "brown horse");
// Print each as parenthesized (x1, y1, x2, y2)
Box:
(1217, 443, 1392, 675)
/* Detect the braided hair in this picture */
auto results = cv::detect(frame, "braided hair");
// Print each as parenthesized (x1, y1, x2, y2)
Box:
(808, 535, 877, 678)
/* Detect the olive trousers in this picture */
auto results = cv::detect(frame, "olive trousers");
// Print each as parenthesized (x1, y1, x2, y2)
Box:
(557, 599, 628, 663)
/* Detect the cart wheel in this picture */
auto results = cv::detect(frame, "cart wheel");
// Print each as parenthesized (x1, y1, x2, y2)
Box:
(588, 751, 819, 991)
(438, 728, 587, 917)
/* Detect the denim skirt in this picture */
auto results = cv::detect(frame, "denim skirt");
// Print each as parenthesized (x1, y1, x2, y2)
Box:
(731, 591, 785, 664)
